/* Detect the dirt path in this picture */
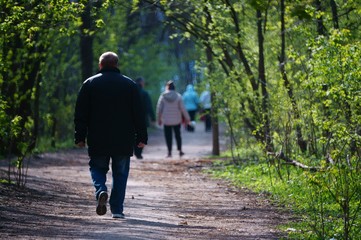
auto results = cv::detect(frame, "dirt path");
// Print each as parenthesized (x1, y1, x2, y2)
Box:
(0, 123, 290, 239)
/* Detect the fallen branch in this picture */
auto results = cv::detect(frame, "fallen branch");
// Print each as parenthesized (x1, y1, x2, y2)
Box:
(268, 151, 320, 172)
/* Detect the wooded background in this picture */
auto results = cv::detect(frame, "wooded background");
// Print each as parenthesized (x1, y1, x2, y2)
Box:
(1, 1, 360, 238)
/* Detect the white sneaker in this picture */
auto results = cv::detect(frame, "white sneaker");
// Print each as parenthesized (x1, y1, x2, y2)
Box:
(112, 213, 125, 219)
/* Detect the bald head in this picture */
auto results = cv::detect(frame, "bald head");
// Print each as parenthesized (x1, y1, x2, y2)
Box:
(99, 51, 118, 69)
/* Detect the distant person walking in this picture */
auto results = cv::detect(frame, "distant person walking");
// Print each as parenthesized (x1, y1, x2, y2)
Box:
(134, 77, 155, 159)
(74, 51, 148, 219)
(200, 86, 212, 132)
(157, 80, 190, 157)
(182, 84, 199, 132)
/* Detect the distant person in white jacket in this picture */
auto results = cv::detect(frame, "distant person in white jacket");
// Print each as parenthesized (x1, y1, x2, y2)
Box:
(199, 86, 212, 132)
(157, 81, 190, 157)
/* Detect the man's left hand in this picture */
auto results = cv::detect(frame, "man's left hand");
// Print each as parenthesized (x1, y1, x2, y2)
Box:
(137, 142, 146, 148)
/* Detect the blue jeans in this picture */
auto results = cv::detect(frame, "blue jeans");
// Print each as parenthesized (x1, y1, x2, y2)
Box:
(89, 155, 130, 214)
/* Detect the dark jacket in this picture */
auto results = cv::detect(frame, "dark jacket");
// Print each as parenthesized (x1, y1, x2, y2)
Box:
(138, 87, 155, 127)
(74, 67, 148, 156)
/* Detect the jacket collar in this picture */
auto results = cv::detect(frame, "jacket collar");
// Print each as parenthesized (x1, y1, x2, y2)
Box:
(98, 67, 120, 74)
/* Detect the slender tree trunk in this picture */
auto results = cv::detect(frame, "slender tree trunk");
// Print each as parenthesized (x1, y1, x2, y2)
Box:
(279, 0, 307, 152)
(315, 0, 326, 35)
(80, 1, 95, 81)
(204, 4, 220, 155)
(51, 116, 57, 148)
(224, 0, 257, 91)
(205, 46, 220, 155)
(220, 0, 264, 144)
(257, 9, 272, 152)
(32, 66, 41, 150)
(330, 0, 339, 29)
(8, 36, 39, 154)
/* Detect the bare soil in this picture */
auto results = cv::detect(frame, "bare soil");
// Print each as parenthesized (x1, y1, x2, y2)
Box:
(0, 123, 291, 239)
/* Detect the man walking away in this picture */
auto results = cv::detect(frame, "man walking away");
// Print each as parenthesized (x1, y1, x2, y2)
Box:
(134, 77, 155, 159)
(74, 51, 148, 219)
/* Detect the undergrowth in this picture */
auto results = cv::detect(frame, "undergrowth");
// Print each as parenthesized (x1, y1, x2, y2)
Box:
(207, 153, 361, 239)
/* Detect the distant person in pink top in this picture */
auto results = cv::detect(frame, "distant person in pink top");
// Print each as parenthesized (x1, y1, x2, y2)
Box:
(157, 80, 190, 158)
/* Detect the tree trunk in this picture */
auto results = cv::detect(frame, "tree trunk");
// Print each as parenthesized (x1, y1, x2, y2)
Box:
(314, 0, 326, 35)
(5, 35, 38, 155)
(205, 46, 220, 156)
(279, 0, 307, 152)
(51, 116, 57, 148)
(80, 1, 95, 81)
(257, 9, 272, 152)
(204, 6, 220, 156)
(330, 0, 339, 29)
(224, 0, 258, 91)
(31, 58, 42, 151)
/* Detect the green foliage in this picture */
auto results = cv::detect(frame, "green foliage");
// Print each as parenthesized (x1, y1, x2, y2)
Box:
(0, 0, 84, 185)
(0, 1, 360, 238)
(94, 2, 187, 104)
(300, 30, 361, 157)
(210, 28, 361, 238)
(0, 97, 34, 186)
(0, 179, 14, 184)
(39, 33, 81, 147)
(0, 98, 10, 156)
(164, 1, 361, 239)
(304, 161, 361, 239)
(208, 156, 361, 239)
(35, 137, 74, 153)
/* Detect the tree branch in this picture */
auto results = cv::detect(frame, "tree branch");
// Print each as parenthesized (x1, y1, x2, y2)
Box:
(268, 151, 320, 172)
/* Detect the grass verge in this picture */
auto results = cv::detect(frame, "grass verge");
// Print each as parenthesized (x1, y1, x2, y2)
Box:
(206, 157, 361, 239)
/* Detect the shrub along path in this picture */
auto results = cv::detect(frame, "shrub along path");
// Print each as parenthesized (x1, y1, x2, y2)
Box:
(0, 123, 291, 239)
